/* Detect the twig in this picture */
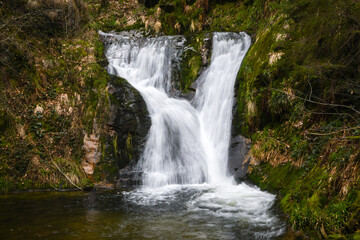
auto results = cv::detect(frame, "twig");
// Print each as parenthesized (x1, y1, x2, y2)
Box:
(42, 144, 83, 191)
(269, 87, 360, 115)
(307, 126, 360, 136)
(51, 160, 83, 191)
(304, 109, 359, 124)
(307, 77, 313, 101)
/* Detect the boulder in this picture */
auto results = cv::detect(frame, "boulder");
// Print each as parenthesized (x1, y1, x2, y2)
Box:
(228, 135, 251, 180)
(105, 75, 151, 186)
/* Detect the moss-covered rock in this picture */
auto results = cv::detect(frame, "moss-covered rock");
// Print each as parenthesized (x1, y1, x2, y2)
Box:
(101, 75, 151, 186)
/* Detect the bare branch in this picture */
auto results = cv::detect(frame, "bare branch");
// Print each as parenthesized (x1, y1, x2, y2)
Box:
(306, 126, 360, 136)
(42, 144, 83, 191)
(269, 87, 360, 115)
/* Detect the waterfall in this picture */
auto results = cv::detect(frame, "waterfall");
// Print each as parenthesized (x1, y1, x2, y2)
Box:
(194, 33, 251, 184)
(103, 32, 251, 187)
(102, 32, 285, 238)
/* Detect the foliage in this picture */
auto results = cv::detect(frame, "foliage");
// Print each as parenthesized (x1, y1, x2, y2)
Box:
(0, 0, 112, 193)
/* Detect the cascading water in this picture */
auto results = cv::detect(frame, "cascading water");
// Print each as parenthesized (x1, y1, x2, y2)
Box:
(102, 31, 286, 239)
(103, 32, 249, 187)
(104, 33, 208, 187)
(193, 33, 250, 185)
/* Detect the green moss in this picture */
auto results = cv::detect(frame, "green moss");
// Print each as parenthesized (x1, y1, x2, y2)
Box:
(180, 51, 202, 92)
(307, 193, 320, 209)
(328, 234, 346, 240)
(249, 159, 359, 236)
(126, 133, 133, 160)
(354, 231, 360, 240)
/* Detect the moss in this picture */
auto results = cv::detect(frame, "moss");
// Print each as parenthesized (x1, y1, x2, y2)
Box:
(249, 157, 358, 236)
(249, 162, 305, 195)
(126, 133, 134, 160)
(354, 231, 360, 240)
(307, 193, 321, 209)
(346, 190, 360, 232)
(260, 165, 351, 234)
(235, 3, 360, 237)
(180, 49, 202, 92)
(328, 234, 346, 240)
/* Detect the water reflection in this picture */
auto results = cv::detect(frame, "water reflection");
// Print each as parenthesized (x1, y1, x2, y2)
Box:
(0, 186, 288, 240)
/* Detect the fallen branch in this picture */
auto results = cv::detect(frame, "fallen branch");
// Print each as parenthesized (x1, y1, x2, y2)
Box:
(269, 87, 360, 115)
(307, 126, 360, 136)
(51, 160, 83, 191)
(42, 144, 83, 191)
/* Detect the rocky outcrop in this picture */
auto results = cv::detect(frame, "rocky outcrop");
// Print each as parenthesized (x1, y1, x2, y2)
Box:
(228, 135, 251, 180)
(82, 133, 100, 175)
(105, 75, 150, 187)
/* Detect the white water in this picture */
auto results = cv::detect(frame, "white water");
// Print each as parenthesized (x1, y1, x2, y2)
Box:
(102, 31, 285, 239)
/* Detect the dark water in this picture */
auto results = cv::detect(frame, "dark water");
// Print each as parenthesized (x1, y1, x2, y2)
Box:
(0, 186, 292, 240)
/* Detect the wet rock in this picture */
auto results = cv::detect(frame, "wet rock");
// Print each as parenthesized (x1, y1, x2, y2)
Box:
(94, 181, 115, 189)
(116, 167, 142, 187)
(228, 135, 251, 180)
(105, 75, 151, 185)
(201, 36, 212, 66)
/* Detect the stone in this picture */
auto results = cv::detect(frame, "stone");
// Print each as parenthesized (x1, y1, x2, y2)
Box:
(105, 75, 151, 184)
(82, 133, 100, 175)
(17, 124, 25, 138)
(34, 105, 44, 115)
(26, 0, 40, 10)
(47, 11, 58, 22)
(228, 135, 251, 180)
(83, 133, 100, 165)
(31, 155, 40, 166)
(82, 161, 94, 175)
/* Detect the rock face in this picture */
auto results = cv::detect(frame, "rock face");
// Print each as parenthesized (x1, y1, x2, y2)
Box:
(82, 133, 100, 175)
(228, 135, 251, 180)
(105, 75, 151, 187)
